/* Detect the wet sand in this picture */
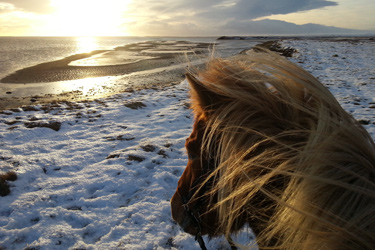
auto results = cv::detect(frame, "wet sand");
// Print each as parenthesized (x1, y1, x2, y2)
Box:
(1, 41, 210, 84)
(0, 41, 212, 110)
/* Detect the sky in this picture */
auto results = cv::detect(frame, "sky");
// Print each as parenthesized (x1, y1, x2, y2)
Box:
(0, 0, 374, 36)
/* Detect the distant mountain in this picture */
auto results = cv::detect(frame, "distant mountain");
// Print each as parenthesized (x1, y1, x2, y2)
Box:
(222, 19, 374, 36)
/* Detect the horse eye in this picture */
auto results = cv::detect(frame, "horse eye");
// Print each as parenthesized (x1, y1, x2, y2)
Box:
(188, 152, 199, 161)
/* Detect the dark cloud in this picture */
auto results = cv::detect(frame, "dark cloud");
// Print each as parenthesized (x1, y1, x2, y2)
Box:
(232, 0, 338, 18)
(2, 0, 53, 13)
(125, 0, 365, 36)
(168, 0, 338, 19)
(127, 0, 339, 36)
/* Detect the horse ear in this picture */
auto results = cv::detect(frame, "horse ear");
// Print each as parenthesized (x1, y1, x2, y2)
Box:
(186, 73, 218, 116)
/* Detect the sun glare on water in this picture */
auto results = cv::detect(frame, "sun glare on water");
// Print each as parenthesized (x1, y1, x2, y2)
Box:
(75, 36, 99, 54)
(50, 0, 130, 36)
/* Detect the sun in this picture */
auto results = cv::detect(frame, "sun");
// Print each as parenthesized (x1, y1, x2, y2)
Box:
(50, 0, 130, 36)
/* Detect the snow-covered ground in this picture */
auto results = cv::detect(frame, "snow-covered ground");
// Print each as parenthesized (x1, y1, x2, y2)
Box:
(0, 39, 375, 250)
(283, 38, 375, 139)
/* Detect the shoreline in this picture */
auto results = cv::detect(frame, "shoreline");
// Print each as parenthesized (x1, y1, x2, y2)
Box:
(1, 41, 211, 84)
(0, 40, 213, 111)
(0, 65, 192, 111)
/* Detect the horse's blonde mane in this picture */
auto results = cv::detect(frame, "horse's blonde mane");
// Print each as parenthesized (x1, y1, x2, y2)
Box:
(188, 48, 375, 249)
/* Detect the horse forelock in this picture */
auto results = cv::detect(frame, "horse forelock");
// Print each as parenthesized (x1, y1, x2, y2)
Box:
(186, 50, 375, 249)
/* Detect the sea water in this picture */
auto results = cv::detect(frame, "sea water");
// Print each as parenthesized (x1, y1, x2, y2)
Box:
(0, 36, 261, 98)
(0, 36, 166, 80)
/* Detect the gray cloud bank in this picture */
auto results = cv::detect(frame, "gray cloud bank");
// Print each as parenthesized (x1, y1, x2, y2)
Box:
(170, 0, 338, 19)
(126, 0, 372, 35)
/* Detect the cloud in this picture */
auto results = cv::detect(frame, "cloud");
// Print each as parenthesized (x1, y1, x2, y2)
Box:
(1, 0, 53, 13)
(124, 20, 200, 36)
(0, 2, 15, 13)
(232, 0, 338, 18)
(0, 9, 42, 36)
(124, 17, 367, 37)
(138, 0, 338, 20)
(124, 0, 341, 35)
(124, 0, 343, 36)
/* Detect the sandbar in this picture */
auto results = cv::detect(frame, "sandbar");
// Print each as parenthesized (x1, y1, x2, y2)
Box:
(0, 40, 213, 110)
(1, 41, 211, 84)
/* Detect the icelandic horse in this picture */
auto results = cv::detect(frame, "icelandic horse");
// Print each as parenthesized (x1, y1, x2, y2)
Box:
(170, 47, 375, 249)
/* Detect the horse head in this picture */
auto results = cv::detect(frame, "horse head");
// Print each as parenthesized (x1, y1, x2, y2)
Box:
(171, 71, 250, 238)
(171, 49, 375, 249)
(170, 119, 215, 236)
(170, 72, 220, 236)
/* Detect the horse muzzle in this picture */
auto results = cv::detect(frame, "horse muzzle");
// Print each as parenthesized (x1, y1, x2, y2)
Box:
(171, 191, 201, 236)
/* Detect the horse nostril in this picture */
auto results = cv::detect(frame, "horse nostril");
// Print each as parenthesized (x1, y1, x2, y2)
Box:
(180, 215, 199, 235)
(180, 215, 191, 230)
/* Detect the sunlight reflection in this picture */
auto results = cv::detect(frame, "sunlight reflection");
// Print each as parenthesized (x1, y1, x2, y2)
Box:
(61, 76, 114, 97)
(75, 36, 99, 54)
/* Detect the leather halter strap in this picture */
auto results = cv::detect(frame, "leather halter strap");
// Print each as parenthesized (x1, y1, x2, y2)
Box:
(178, 175, 208, 250)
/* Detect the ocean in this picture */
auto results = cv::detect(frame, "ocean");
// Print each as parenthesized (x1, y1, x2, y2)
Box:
(0, 36, 197, 80)
(0, 36, 264, 80)
(0, 36, 261, 99)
